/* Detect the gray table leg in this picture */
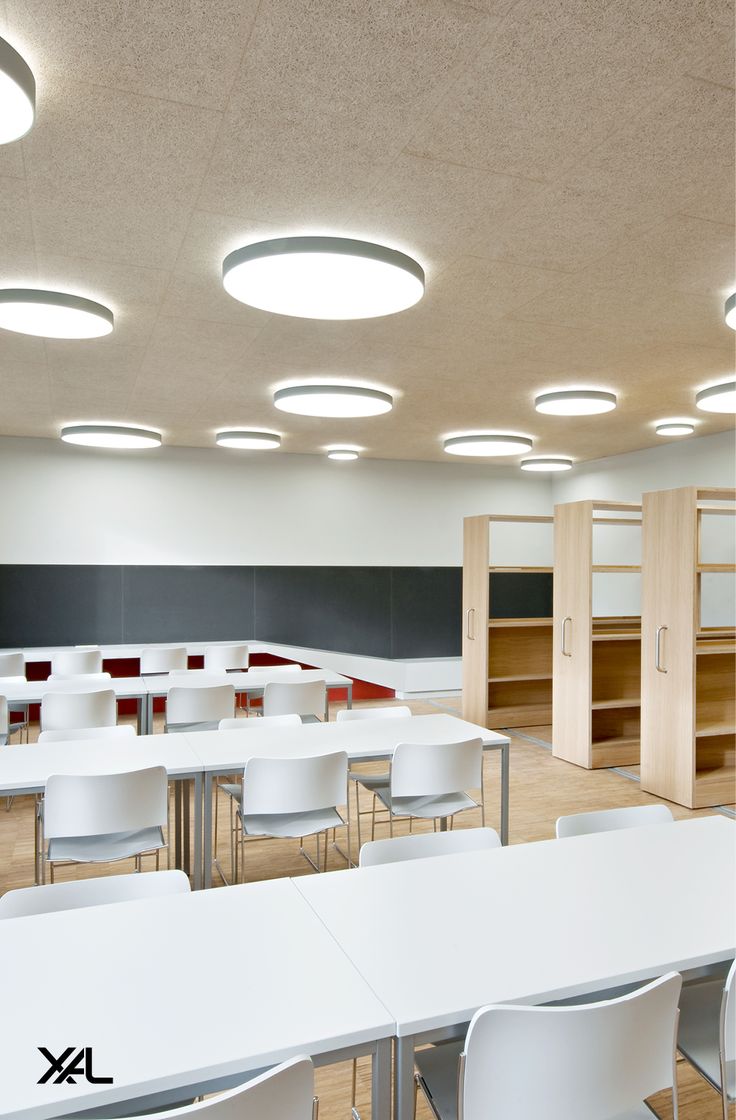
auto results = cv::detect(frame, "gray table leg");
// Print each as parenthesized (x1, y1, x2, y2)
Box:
(347, 682, 353, 709)
(372, 1038, 391, 1120)
(183, 780, 191, 874)
(193, 771, 202, 891)
(394, 1036, 415, 1120)
(500, 742, 509, 845)
(174, 781, 182, 870)
(145, 693, 154, 735)
(203, 772, 213, 890)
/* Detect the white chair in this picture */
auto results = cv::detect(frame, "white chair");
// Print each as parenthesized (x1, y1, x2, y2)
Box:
(359, 826, 501, 867)
(338, 705, 412, 842)
(677, 958, 735, 1117)
(50, 648, 103, 676)
(415, 972, 682, 1120)
(42, 766, 169, 883)
(245, 664, 301, 713)
(0, 868, 190, 918)
(237, 751, 348, 880)
(41, 688, 117, 732)
(140, 646, 188, 674)
(556, 804, 674, 839)
(165, 683, 235, 732)
(204, 644, 249, 671)
(263, 679, 326, 723)
(38, 725, 136, 744)
(48, 671, 112, 681)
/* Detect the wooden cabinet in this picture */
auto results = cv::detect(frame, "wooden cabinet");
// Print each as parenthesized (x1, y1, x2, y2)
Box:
(640, 486, 735, 808)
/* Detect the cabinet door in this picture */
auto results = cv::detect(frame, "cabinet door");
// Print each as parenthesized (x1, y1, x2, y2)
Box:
(552, 502, 593, 766)
(462, 516, 489, 725)
(640, 488, 697, 805)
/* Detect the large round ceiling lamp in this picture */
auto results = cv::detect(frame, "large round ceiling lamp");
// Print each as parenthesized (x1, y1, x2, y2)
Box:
(696, 381, 736, 413)
(655, 421, 694, 436)
(725, 293, 736, 329)
(535, 389, 617, 415)
(443, 433, 533, 457)
(0, 289, 114, 338)
(520, 457, 573, 472)
(327, 448, 360, 460)
(0, 36, 35, 144)
(216, 430, 281, 450)
(274, 384, 393, 418)
(61, 425, 161, 449)
(222, 236, 425, 319)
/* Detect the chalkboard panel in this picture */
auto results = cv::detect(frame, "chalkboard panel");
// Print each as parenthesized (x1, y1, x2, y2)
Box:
(391, 568, 462, 657)
(0, 565, 123, 647)
(122, 566, 255, 643)
(489, 572, 553, 618)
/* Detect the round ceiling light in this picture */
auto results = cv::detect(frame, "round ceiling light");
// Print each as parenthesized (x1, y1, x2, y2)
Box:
(274, 384, 393, 418)
(0, 289, 113, 338)
(216, 430, 281, 450)
(61, 424, 161, 449)
(520, 457, 573, 472)
(222, 236, 425, 320)
(327, 448, 359, 461)
(0, 37, 35, 144)
(534, 389, 617, 415)
(443, 433, 533, 457)
(655, 421, 695, 436)
(725, 293, 736, 329)
(696, 381, 736, 413)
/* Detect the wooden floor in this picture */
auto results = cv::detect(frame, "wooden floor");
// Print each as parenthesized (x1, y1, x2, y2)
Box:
(0, 696, 732, 1119)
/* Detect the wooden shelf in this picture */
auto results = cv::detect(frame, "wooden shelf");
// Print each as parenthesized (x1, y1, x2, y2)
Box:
(489, 566, 553, 573)
(696, 564, 736, 573)
(592, 631, 642, 641)
(592, 564, 641, 573)
(488, 618, 552, 628)
(696, 642, 736, 656)
(696, 722, 736, 739)
(488, 673, 552, 683)
(590, 736, 641, 767)
(592, 698, 641, 710)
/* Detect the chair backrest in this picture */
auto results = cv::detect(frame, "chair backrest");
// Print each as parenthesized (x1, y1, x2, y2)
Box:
(556, 804, 674, 839)
(0, 695, 8, 737)
(140, 646, 188, 674)
(41, 688, 117, 732)
(218, 715, 302, 730)
(38, 725, 137, 744)
(359, 826, 501, 867)
(204, 644, 249, 672)
(48, 672, 112, 682)
(390, 739, 483, 799)
(0, 869, 190, 918)
(460, 973, 682, 1120)
(0, 653, 25, 678)
(263, 680, 326, 719)
(167, 684, 235, 725)
(44, 766, 168, 840)
(336, 705, 412, 722)
(243, 751, 348, 816)
(50, 648, 103, 676)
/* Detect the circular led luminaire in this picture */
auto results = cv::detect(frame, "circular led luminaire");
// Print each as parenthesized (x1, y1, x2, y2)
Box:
(0, 289, 113, 338)
(61, 424, 161, 449)
(0, 37, 35, 144)
(443, 433, 533, 457)
(216, 430, 281, 450)
(520, 457, 573, 472)
(222, 236, 425, 320)
(725, 293, 736, 330)
(696, 381, 736, 413)
(655, 421, 694, 436)
(535, 390, 617, 416)
(327, 448, 359, 461)
(274, 384, 393, 418)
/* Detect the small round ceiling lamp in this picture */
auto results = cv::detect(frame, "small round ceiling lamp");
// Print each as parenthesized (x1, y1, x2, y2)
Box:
(0, 289, 114, 338)
(696, 381, 736, 413)
(520, 457, 573, 472)
(443, 433, 533, 457)
(222, 236, 425, 319)
(535, 389, 617, 415)
(274, 384, 393, 418)
(725, 293, 736, 329)
(655, 421, 694, 436)
(0, 36, 35, 144)
(216, 430, 281, 450)
(61, 424, 161, 449)
(327, 448, 359, 461)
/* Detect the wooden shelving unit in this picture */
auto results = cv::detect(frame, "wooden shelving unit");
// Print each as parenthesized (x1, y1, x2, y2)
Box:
(462, 515, 554, 729)
(552, 500, 643, 769)
(641, 487, 736, 808)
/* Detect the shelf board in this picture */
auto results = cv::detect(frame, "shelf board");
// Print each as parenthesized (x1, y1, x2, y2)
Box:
(489, 566, 553, 573)
(488, 514, 554, 524)
(592, 564, 641, 573)
(697, 628, 736, 638)
(590, 737, 641, 767)
(696, 722, 736, 739)
(697, 564, 736, 573)
(698, 505, 736, 516)
(488, 618, 553, 628)
(695, 642, 736, 656)
(488, 673, 552, 683)
(592, 632, 642, 641)
(592, 698, 641, 710)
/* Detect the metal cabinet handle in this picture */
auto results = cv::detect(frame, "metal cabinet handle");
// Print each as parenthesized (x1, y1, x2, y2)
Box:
(561, 616, 572, 657)
(465, 608, 475, 640)
(655, 625, 668, 673)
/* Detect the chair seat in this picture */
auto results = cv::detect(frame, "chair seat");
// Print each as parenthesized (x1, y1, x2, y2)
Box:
(373, 786, 479, 820)
(165, 719, 221, 734)
(219, 781, 242, 802)
(678, 975, 736, 1099)
(240, 807, 343, 839)
(348, 769, 390, 790)
(47, 826, 165, 864)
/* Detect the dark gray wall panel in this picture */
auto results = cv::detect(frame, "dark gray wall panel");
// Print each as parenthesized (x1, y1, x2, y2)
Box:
(489, 572, 553, 618)
(391, 567, 462, 658)
(0, 565, 123, 647)
(122, 566, 255, 643)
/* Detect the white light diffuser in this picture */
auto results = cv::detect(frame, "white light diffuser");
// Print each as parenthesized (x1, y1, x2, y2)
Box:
(655, 421, 694, 436)
(535, 389, 617, 415)
(0, 37, 35, 144)
(223, 236, 425, 319)
(520, 457, 573, 471)
(274, 384, 393, 418)
(61, 424, 161, 449)
(216, 430, 281, 450)
(0, 289, 113, 338)
(443, 433, 533, 457)
(725, 293, 736, 329)
(696, 381, 736, 413)
(327, 448, 359, 460)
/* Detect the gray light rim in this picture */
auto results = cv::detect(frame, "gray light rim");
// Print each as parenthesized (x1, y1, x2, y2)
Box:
(443, 433, 533, 452)
(61, 424, 161, 445)
(223, 236, 425, 287)
(274, 385, 394, 407)
(654, 422, 694, 434)
(534, 389, 617, 409)
(696, 381, 736, 407)
(216, 429, 282, 446)
(0, 288, 114, 328)
(0, 35, 36, 122)
(520, 457, 573, 468)
(725, 293, 736, 320)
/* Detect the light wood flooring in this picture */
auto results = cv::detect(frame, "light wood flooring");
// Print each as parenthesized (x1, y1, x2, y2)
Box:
(0, 696, 732, 1119)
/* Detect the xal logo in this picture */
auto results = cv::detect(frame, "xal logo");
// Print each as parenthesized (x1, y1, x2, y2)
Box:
(38, 1047, 113, 1085)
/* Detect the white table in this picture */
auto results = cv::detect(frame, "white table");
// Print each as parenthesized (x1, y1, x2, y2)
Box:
(294, 816, 736, 1120)
(0, 676, 151, 734)
(0, 879, 393, 1120)
(0, 734, 204, 889)
(187, 713, 510, 888)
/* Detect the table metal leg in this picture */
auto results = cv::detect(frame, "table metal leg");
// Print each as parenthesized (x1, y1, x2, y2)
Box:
(192, 771, 202, 891)
(145, 693, 154, 735)
(203, 772, 213, 889)
(183, 779, 191, 875)
(500, 742, 509, 845)
(393, 1036, 415, 1120)
(371, 1038, 391, 1120)
(347, 682, 353, 709)
(136, 696, 143, 735)
(174, 781, 182, 870)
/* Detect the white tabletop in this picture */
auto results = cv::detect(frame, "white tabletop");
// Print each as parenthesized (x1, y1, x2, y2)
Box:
(0, 879, 394, 1120)
(294, 816, 736, 1036)
(144, 668, 351, 693)
(185, 713, 509, 772)
(0, 676, 148, 702)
